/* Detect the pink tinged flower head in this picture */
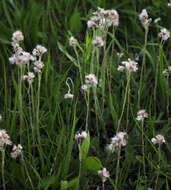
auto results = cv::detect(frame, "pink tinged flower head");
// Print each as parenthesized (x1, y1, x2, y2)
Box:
(74, 131, 87, 140)
(98, 168, 110, 182)
(0, 129, 12, 147)
(139, 9, 152, 27)
(109, 131, 127, 149)
(12, 30, 24, 42)
(92, 36, 104, 47)
(11, 144, 23, 159)
(151, 134, 165, 145)
(33, 45, 47, 56)
(158, 28, 170, 41)
(121, 58, 138, 72)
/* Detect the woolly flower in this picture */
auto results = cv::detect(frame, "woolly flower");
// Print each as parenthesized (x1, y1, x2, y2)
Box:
(23, 72, 35, 84)
(12, 30, 24, 42)
(69, 36, 77, 46)
(0, 129, 12, 148)
(75, 131, 87, 140)
(92, 36, 104, 47)
(151, 135, 165, 145)
(119, 58, 138, 72)
(98, 168, 110, 182)
(11, 144, 23, 159)
(34, 61, 44, 72)
(139, 9, 152, 28)
(136, 109, 148, 121)
(32, 45, 47, 56)
(85, 74, 98, 87)
(64, 93, 74, 99)
(158, 28, 170, 41)
(107, 132, 127, 152)
(154, 17, 161, 23)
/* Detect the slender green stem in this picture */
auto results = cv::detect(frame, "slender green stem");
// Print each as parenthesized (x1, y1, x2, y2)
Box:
(1, 146, 6, 190)
(141, 120, 146, 181)
(155, 144, 161, 190)
(138, 26, 148, 108)
(115, 146, 121, 190)
(126, 77, 131, 132)
(85, 90, 90, 131)
(77, 142, 82, 190)
(166, 77, 169, 118)
(117, 71, 131, 132)
(102, 181, 105, 190)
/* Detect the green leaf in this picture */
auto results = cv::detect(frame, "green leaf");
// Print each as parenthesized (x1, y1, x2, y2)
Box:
(80, 132, 90, 160)
(60, 180, 68, 190)
(83, 156, 102, 174)
(69, 7, 81, 33)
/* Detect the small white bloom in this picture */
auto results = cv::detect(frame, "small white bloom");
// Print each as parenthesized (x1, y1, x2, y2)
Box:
(81, 84, 89, 91)
(64, 93, 74, 99)
(151, 134, 165, 145)
(33, 45, 47, 56)
(121, 58, 138, 72)
(0, 114, 2, 121)
(117, 65, 125, 71)
(168, 3, 171, 7)
(12, 31, 24, 42)
(80, 131, 87, 139)
(154, 17, 161, 23)
(136, 109, 148, 121)
(11, 144, 23, 159)
(139, 9, 152, 28)
(158, 28, 170, 41)
(98, 168, 110, 182)
(85, 74, 98, 87)
(69, 36, 77, 46)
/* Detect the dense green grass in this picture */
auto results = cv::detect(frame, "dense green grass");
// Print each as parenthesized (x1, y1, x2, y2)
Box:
(0, 0, 171, 189)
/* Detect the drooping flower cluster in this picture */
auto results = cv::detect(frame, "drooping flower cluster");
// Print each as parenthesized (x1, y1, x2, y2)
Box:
(11, 144, 23, 159)
(92, 36, 104, 47)
(98, 168, 110, 182)
(118, 58, 138, 72)
(158, 28, 170, 41)
(151, 135, 165, 145)
(163, 66, 171, 77)
(0, 129, 12, 149)
(87, 7, 119, 29)
(107, 132, 127, 152)
(75, 131, 87, 140)
(136, 109, 148, 121)
(64, 77, 74, 99)
(139, 9, 152, 28)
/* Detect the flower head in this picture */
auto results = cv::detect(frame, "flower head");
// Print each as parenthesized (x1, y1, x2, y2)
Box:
(64, 93, 74, 99)
(12, 31, 24, 42)
(92, 36, 104, 47)
(0, 129, 12, 148)
(11, 144, 23, 159)
(139, 9, 152, 28)
(151, 134, 165, 145)
(32, 45, 47, 56)
(69, 36, 77, 46)
(75, 131, 87, 140)
(136, 109, 148, 121)
(158, 28, 170, 41)
(98, 168, 110, 182)
(85, 74, 98, 87)
(118, 58, 138, 72)
(23, 72, 35, 84)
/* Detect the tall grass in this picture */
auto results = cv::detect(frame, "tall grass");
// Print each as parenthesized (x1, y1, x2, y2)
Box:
(0, 0, 171, 190)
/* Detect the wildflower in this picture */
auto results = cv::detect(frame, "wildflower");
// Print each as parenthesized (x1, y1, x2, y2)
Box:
(151, 135, 165, 145)
(117, 52, 123, 59)
(139, 9, 152, 28)
(136, 109, 148, 121)
(168, 3, 171, 7)
(12, 31, 24, 42)
(64, 93, 74, 99)
(23, 72, 35, 84)
(107, 132, 127, 152)
(163, 69, 169, 77)
(0, 114, 2, 121)
(154, 17, 161, 23)
(11, 144, 23, 159)
(85, 74, 98, 87)
(92, 36, 104, 47)
(120, 58, 138, 72)
(117, 65, 125, 71)
(81, 84, 89, 91)
(32, 45, 47, 56)
(75, 131, 87, 140)
(98, 168, 110, 182)
(0, 129, 12, 147)
(34, 61, 44, 72)
(158, 28, 170, 41)
(69, 36, 77, 46)
(109, 9, 119, 26)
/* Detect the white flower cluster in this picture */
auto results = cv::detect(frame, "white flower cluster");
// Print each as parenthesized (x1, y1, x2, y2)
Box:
(136, 109, 148, 121)
(11, 144, 23, 159)
(23, 72, 35, 84)
(168, 0, 171, 6)
(0, 129, 12, 149)
(151, 135, 165, 145)
(107, 132, 127, 152)
(69, 36, 77, 47)
(139, 9, 152, 28)
(92, 36, 104, 47)
(118, 58, 138, 72)
(87, 7, 119, 29)
(163, 66, 171, 77)
(64, 93, 74, 99)
(32, 45, 47, 56)
(75, 131, 87, 140)
(158, 28, 170, 41)
(81, 74, 98, 90)
(98, 168, 110, 182)
(33, 60, 45, 73)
